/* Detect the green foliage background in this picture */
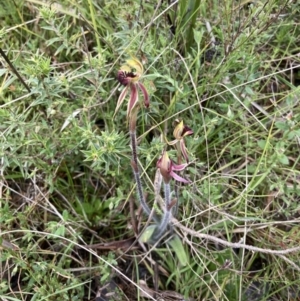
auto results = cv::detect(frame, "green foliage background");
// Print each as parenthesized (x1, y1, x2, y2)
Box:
(1, 0, 300, 300)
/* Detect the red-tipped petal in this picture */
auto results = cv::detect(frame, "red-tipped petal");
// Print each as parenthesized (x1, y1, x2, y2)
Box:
(170, 170, 190, 183)
(171, 161, 188, 171)
(127, 83, 138, 117)
(182, 125, 193, 137)
(138, 82, 150, 108)
(173, 120, 193, 139)
(114, 86, 128, 117)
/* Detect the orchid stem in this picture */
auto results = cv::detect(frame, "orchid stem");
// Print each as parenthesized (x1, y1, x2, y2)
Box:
(173, 181, 179, 217)
(164, 181, 171, 209)
(152, 181, 172, 241)
(130, 129, 159, 223)
(130, 130, 139, 167)
(173, 148, 182, 217)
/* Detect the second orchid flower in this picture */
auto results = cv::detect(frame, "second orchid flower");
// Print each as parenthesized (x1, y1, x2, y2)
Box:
(157, 151, 190, 184)
(169, 120, 193, 163)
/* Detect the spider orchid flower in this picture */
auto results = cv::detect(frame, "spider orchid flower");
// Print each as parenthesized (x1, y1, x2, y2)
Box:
(168, 120, 193, 163)
(157, 151, 190, 184)
(114, 57, 149, 118)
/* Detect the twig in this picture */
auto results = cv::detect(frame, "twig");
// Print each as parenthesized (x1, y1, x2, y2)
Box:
(0, 48, 31, 93)
(175, 220, 300, 255)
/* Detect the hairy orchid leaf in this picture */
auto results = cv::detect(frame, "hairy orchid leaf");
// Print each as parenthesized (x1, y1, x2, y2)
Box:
(139, 225, 157, 243)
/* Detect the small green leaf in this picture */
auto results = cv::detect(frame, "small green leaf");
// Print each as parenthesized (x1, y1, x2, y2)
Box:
(227, 106, 234, 119)
(193, 29, 203, 45)
(245, 86, 255, 95)
(139, 225, 157, 243)
(62, 210, 69, 220)
(278, 154, 289, 165)
(257, 139, 267, 149)
(275, 121, 289, 131)
(54, 225, 65, 237)
(167, 235, 188, 266)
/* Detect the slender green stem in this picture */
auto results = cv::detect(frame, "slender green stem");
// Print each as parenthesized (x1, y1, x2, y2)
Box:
(173, 142, 182, 217)
(173, 181, 179, 217)
(173, 138, 188, 217)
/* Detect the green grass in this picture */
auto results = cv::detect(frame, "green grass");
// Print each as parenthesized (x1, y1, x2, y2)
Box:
(1, 0, 300, 300)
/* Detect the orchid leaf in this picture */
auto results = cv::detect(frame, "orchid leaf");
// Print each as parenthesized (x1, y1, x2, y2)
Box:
(167, 235, 188, 266)
(139, 225, 157, 243)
